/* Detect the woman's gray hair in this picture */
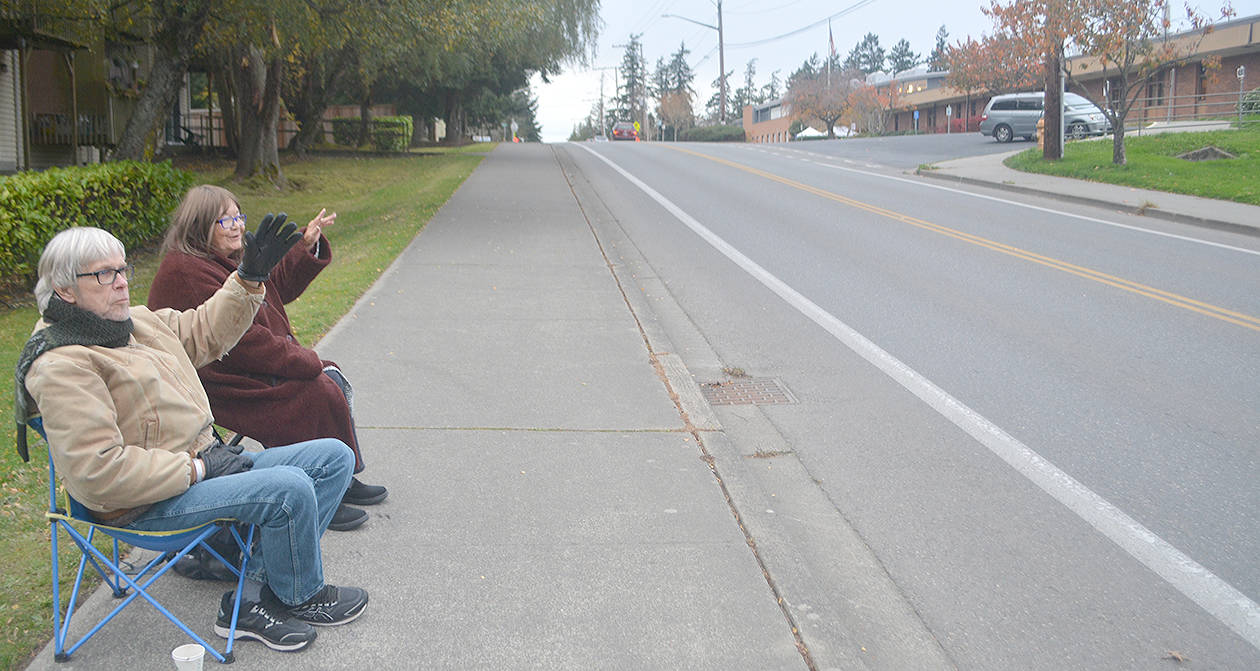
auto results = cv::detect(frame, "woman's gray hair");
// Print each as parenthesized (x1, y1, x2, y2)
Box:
(34, 227, 126, 314)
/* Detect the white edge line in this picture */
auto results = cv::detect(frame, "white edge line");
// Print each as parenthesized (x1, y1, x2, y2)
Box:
(763, 147, 1259, 257)
(574, 143, 1260, 650)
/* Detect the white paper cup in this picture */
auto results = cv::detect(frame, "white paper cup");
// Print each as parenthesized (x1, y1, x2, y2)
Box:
(171, 643, 205, 671)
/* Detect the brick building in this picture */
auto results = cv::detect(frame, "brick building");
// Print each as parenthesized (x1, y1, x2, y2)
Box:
(742, 98, 794, 143)
(742, 14, 1259, 141)
(887, 13, 1259, 136)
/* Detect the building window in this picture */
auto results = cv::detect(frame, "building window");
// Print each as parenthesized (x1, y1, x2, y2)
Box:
(1196, 63, 1208, 101)
(1146, 74, 1164, 107)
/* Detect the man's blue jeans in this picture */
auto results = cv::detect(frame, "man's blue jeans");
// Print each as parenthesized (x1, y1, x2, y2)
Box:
(125, 439, 353, 606)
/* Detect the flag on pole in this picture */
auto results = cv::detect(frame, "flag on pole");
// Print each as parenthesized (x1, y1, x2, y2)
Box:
(829, 19, 836, 59)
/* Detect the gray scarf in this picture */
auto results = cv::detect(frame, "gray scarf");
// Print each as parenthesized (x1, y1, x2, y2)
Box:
(14, 295, 133, 461)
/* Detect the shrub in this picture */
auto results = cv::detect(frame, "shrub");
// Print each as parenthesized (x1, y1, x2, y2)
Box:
(0, 161, 193, 280)
(329, 118, 360, 146)
(327, 116, 414, 151)
(1241, 87, 1260, 114)
(370, 116, 414, 152)
(680, 124, 746, 142)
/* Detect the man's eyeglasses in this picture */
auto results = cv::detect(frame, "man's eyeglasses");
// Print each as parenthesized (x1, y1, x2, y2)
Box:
(75, 264, 135, 285)
(216, 213, 247, 229)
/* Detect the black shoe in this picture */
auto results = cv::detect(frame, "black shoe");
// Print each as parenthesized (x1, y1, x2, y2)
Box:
(271, 584, 369, 627)
(214, 590, 316, 652)
(342, 477, 388, 506)
(173, 525, 247, 581)
(173, 548, 236, 582)
(328, 503, 367, 531)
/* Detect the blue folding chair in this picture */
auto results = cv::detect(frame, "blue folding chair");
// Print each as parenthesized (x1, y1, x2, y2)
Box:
(26, 416, 255, 663)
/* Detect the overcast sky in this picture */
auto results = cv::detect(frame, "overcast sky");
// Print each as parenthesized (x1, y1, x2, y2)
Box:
(531, 0, 1260, 142)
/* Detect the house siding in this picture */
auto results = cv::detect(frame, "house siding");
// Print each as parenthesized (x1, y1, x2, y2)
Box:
(0, 51, 22, 172)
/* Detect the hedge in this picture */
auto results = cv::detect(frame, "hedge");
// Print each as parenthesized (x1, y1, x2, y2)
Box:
(329, 118, 360, 146)
(1242, 88, 1260, 114)
(370, 116, 413, 152)
(0, 160, 193, 280)
(680, 124, 746, 142)
(328, 116, 415, 151)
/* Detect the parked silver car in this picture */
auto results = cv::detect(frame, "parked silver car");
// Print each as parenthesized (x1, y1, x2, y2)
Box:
(979, 92, 1111, 143)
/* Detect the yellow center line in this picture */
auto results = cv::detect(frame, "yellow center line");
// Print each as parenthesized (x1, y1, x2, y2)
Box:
(664, 145, 1260, 333)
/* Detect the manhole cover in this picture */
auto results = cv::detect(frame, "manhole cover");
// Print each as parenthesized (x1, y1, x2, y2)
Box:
(699, 378, 797, 406)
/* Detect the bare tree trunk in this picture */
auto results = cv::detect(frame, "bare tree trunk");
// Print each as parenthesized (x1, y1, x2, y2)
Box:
(287, 55, 325, 156)
(442, 92, 465, 145)
(111, 1, 211, 160)
(213, 59, 238, 155)
(357, 95, 372, 147)
(1042, 49, 1062, 160)
(1112, 118, 1127, 165)
(233, 46, 284, 185)
(112, 56, 184, 160)
(1111, 72, 1130, 166)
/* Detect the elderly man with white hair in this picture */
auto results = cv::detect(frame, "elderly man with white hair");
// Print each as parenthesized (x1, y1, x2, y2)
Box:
(15, 219, 368, 653)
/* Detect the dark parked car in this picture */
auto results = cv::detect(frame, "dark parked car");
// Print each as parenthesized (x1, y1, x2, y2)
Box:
(612, 121, 638, 141)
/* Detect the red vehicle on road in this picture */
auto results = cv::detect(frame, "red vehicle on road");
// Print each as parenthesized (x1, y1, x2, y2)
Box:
(612, 121, 638, 141)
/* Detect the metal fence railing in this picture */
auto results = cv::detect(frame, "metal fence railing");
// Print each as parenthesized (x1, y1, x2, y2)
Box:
(1119, 89, 1258, 134)
(31, 113, 111, 146)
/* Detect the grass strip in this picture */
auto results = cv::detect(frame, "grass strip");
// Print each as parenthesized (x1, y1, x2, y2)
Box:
(0, 149, 486, 669)
(1004, 125, 1260, 205)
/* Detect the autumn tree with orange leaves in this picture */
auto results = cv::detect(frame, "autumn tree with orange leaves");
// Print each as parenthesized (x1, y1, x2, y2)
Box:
(1070, 0, 1233, 164)
(945, 35, 1040, 97)
(852, 80, 898, 135)
(971, 0, 1233, 164)
(966, 0, 1083, 159)
(785, 64, 866, 138)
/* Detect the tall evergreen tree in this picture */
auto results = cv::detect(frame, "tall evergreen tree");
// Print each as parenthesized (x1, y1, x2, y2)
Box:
(761, 70, 782, 101)
(616, 34, 648, 124)
(845, 33, 885, 74)
(887, 39, 920, 74)
(928, 25, 950, 72)
(705, 70, 735, 122)
(665, 42, 696, 94)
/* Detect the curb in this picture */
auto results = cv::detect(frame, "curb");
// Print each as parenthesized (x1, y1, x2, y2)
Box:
(914, 167, 1260, 239)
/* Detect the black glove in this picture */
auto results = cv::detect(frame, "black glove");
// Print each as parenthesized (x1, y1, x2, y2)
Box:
(237, 213, 301, 283)
(198, 442, 253, 480)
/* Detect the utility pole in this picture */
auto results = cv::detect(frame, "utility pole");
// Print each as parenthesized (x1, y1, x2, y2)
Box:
(591, 65, 618, 137)
(663, 0, 726, 124)
(717, 0, 726, 124)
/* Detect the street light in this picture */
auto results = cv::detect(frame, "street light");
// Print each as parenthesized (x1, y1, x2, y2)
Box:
(662, 0, 726, 124)
(1239, 65, 1248, 127)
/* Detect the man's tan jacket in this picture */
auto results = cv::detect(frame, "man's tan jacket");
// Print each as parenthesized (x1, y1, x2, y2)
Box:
(25, 275, 264, 518)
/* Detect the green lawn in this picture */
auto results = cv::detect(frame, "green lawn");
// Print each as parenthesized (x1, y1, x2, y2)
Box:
(0, 148, 487, 670)
(1004, 125, 1260, 205)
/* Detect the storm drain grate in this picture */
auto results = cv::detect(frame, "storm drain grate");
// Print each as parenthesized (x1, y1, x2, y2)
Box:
(699, 378, 797, 406)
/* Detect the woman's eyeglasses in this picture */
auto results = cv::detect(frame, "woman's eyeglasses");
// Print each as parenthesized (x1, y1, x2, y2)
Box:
(75, 264, 135, 285)
(216, 213, 247, 229)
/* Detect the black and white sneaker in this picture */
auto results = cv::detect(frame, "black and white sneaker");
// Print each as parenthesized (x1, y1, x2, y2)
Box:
(214, 591, 316, 652)
(275, 584, 369, 626)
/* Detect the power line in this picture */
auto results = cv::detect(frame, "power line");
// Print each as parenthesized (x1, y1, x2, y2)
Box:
(725, 0, 879, 48)
(726, 0, 814, 16)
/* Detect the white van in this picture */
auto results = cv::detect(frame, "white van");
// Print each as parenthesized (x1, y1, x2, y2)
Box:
(979, 92, 1111, 143)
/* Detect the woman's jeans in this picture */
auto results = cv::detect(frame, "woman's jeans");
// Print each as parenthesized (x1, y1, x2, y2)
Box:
(125, 439, 353, 606)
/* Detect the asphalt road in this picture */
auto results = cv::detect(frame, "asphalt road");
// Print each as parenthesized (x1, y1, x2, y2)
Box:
(560, 139, 1260, 670)
(763, 131, 1024, 168)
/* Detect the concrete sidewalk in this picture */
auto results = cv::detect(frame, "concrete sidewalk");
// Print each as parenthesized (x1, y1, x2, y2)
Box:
(24, 144, 814, 670)
(917, 148, 1260, 237)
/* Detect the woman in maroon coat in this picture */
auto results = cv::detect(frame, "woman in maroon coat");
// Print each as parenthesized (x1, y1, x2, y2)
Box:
(149, 185, 386, 532)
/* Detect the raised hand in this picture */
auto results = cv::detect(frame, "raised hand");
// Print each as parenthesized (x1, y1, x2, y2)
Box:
(237, 213, 302, 283)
